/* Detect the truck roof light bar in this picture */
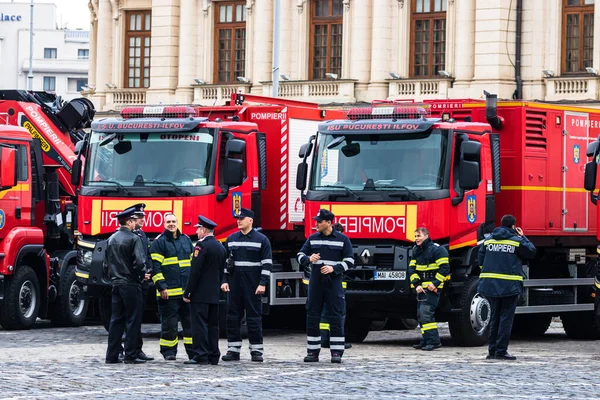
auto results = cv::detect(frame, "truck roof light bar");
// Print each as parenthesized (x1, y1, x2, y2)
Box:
(120, 105, 197, 119)
(346, 103, 429, 121)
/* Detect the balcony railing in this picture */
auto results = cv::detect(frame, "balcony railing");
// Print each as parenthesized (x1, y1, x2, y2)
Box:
(193, 84, 251, 105)
(388, 78, 452, 100)
(544, 76, 599, 101)
(259, 79, 356, 103)
(105, 89, 147, 110)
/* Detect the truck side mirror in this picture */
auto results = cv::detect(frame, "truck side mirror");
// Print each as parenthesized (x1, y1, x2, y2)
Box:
(224, 158, 244, 187)
(458, 141, 481, 192)
(298, 143, 313, 159)
(0, 146, 17, 189)
(296, 162, 308, 190)
(71, 158, 82, 186)
(584, 160, 597, 192)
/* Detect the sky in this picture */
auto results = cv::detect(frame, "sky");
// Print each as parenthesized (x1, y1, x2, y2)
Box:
(11, 0, 91, 30)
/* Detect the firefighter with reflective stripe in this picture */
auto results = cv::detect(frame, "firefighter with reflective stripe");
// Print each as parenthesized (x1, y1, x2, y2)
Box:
(478, 215, 536, 361)
(150, 212, 195, 360)
(408, 226, 449, 351)
(298, 209, 354, 364)
(320, 222, 351, 350)
(220, 208, 272, 363)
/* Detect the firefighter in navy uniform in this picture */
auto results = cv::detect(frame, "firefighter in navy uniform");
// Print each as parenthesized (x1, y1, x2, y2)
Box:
(183, 215, 227, 365)
(478, 214, 536, 361)
(297, 209, 354, 364)
(150, 213, 196, 361)
(408, 227, 449, 351)
(105, 207, 147, 364)
(221, 208, 273, 363)
(131, 203, 154, 362)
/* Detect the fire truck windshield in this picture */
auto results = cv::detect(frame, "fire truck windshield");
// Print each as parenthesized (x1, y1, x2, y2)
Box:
(310, 129, 449, 192)
(83, 129, 215, 187)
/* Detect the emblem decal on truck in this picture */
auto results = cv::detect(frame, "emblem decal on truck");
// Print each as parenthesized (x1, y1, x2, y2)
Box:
(0, 209, 4, 229)
(232, 191, 242, 217)
(573, 144, 580, 164)
(467, 195, 477, 224)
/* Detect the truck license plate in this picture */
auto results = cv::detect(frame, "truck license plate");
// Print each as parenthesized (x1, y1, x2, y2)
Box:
(374, 271, 406, 280)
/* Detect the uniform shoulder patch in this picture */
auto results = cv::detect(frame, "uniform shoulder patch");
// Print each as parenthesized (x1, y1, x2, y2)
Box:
(194, 248, 201, 257)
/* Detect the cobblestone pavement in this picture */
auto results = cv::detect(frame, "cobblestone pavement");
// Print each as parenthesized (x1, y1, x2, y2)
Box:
(1, 321, 599, 399)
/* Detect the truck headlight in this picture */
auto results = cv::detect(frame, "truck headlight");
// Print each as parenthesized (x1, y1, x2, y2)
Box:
(78, 249, 93, 268)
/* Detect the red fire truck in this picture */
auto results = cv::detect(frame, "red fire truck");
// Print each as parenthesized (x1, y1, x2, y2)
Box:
(0, 90, 95, 329)
(73, 94, 348, 329)
(295, 94, 600, 345)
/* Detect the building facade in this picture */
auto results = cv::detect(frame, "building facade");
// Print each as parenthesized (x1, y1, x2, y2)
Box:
(86, 0, 600, 111)
(0, 2, 89, 101)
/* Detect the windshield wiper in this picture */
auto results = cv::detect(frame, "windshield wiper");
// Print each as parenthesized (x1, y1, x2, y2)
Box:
(92, 180, 131, 196)
(149, 181, 191, 196)
(379, 185, 424, 200)
(314, 185, 361, 200)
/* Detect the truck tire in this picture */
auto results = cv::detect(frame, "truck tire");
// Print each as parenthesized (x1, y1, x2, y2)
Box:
(448, 276, 490, 346)
(51, 263, 89, 327)
(0, 265, 41, 330)
(511, 314, 552, 337)
(562, 311, 600, 339)
(99, 291, 112, 332)
(345, 315, 370, 343)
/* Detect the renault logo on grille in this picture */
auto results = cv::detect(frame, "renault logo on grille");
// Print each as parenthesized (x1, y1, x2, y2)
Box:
(360, 249, 371, 264)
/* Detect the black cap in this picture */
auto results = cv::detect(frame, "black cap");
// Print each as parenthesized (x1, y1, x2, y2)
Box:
(313, 209, 335, 222)
(234, 208, 255, 219)
(195, 215, 217, 229)
(116, 207, 138, 222)
(131, 203, 146, 217)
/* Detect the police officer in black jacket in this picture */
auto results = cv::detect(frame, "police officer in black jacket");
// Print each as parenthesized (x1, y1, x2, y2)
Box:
(221, 208, 273, 363)
(183, 215, 227, 365)
(297, 209, 354, 364)
(105, 206, 147, 364)
(131, 203, 154, 362)
(478, 214, 536, 361)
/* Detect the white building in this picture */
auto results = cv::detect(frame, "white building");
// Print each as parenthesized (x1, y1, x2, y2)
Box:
(0, 1, 89, 100)
(85, 0, 600, 111)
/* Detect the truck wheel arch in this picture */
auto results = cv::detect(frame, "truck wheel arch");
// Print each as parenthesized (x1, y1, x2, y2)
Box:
(13, 245, 49, 319)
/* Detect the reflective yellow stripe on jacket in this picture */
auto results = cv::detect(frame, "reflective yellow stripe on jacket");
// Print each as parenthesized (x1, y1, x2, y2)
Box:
(480, 272, 523, 281)
(155, 287, 185, 297)
(484, 239, 521, 247)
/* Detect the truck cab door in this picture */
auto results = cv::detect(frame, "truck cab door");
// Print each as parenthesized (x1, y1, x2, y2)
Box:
(0, 144, 20, 234)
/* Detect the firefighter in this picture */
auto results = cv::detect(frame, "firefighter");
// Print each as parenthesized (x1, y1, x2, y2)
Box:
(298, 209, 353, 363)
(150, 213, 196, 361)
(105, 206, 147, 364)
(221, 208, 272, 363)
(478, 215, 536, 360)
(131, 203, 154, 362)
(408, 226, 449, 351)
(320, 222, 351, 350)
(183, 215, 227, 365)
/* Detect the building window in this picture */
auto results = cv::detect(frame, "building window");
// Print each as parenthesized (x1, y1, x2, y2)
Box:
(309, 0, 343, 80)
(214, 1, 246, 83)
(124, 10, 151, 88)
(410, 0, 447, 78)
(78, 49, 89, 59)
(43, 76, 56, 91)
(44, 48, 57, 59)
(563, 0, 595, 74)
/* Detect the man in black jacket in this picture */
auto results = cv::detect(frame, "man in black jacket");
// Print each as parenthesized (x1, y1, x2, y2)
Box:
(478, 214, 536, 361)
(183, 215, 227, 365)
(105, 206, 147, 364)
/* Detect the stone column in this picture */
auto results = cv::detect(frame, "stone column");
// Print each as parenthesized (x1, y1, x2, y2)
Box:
(448, 0, 476, 97)
(176, 0, 197, 103)
(394, 0, 410, 78)
(87, 1, 98, 90)
(250, 0, 273, 93)
(279, 0, 293, 80)
(92, 0, 113, 110)
(146, 0, 181, 104)
(295, 0, 310, 80)
(348, 0, 372, 101)
(368, 0, 393, 100)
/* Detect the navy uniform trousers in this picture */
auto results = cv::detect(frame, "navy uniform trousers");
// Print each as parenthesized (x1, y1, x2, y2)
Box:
(226, 268, 264, 355)
(106, 284, 143, 362)
(158, 297, 195, 359)
(307, 273, 345, 356)
(416, 290, 441, 346)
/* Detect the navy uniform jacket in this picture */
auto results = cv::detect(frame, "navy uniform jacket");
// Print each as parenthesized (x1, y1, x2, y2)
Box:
(478, 226, 536, 297)
(150, 229, 194, 298)
(184, 235, 227, 304)
(408, 238, 450, 289)
(297, 229, 354, 277)
(222, 228, 273, 286)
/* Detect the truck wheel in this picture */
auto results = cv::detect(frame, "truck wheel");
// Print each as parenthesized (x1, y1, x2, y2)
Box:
(448, 276, 490, 346)
(511, 314, 552, 337)
(99, 291, 112, 332)
(562, 311, 600, 339)
(345, 315, 370, 343)
(0, 265, 41, 330)
(51, 264, 89, 327)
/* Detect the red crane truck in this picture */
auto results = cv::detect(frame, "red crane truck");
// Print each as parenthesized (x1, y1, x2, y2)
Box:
(295, 94, 600, 345)
(0, 90, 95, 329)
